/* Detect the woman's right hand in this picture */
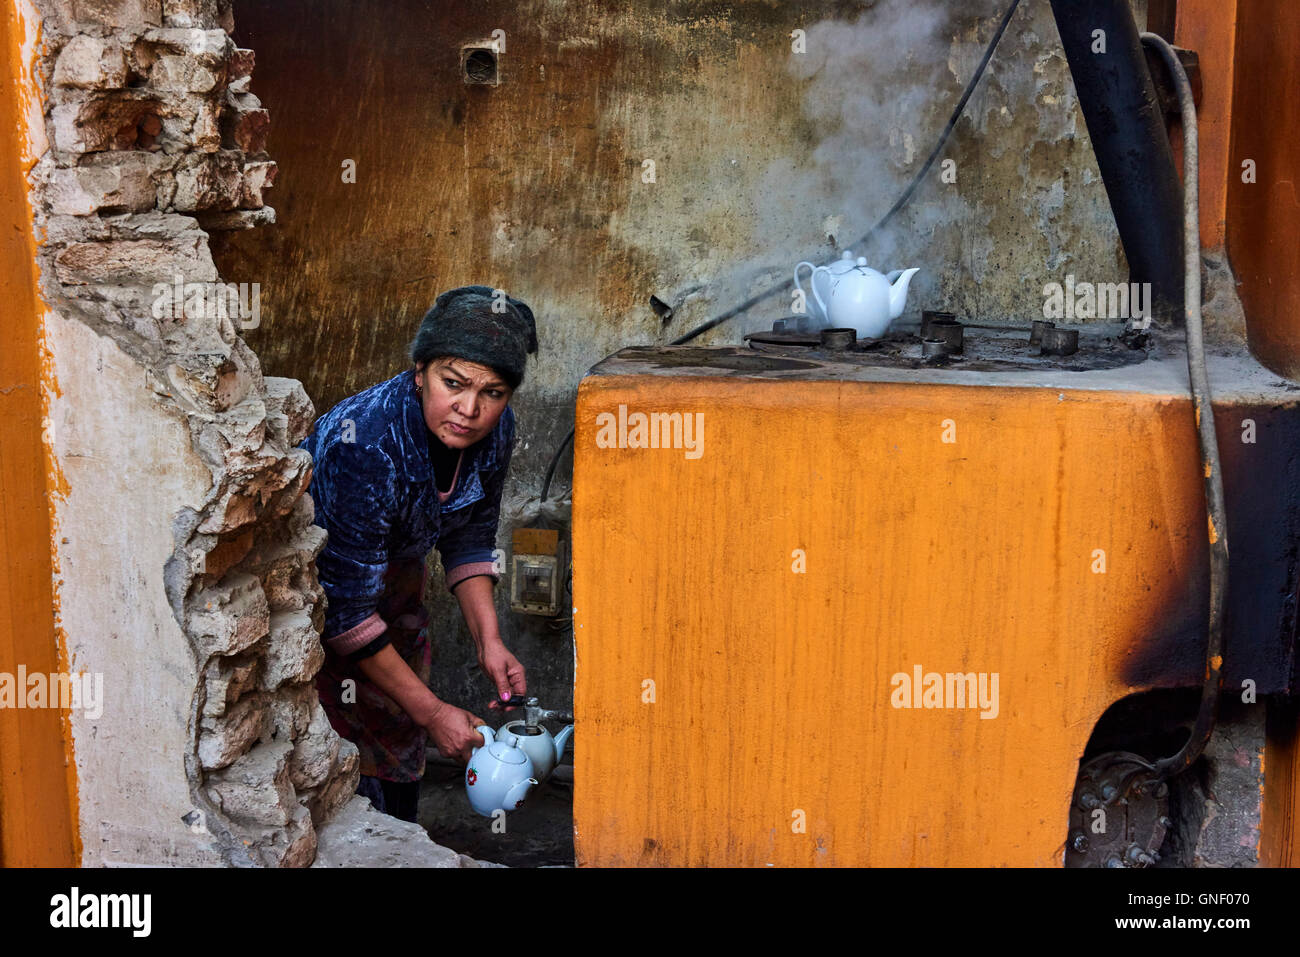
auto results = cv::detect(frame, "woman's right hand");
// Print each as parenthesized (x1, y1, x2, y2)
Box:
(424, 699, 487, 764)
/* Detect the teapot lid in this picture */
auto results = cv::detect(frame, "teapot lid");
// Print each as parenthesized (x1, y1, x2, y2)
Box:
(489, 739, 529, 764)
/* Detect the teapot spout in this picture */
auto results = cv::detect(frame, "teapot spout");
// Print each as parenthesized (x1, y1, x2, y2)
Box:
(504, 777, 538, 812)
(552, 724, 575, 764)
(888, 267, 920, 320)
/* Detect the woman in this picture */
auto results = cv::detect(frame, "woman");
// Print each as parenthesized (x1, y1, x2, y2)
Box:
(300, 285, 536, 823)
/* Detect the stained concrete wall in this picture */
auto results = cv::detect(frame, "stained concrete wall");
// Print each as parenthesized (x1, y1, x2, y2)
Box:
(214, 0, 1147, 717)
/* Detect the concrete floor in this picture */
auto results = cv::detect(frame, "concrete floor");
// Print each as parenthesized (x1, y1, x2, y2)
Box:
(417, 762, 574, 867)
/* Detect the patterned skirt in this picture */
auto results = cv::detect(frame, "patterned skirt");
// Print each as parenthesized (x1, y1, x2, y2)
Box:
(315, 557, 433, 783)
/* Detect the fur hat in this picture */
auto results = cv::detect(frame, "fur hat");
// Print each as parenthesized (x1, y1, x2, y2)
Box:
(409, 285, 538, 389)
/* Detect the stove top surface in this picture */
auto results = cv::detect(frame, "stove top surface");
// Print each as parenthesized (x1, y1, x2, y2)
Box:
(585, 319, 1299, 402)
(740, 318, 1147, 374)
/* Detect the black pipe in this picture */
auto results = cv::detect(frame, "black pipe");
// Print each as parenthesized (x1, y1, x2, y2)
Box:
(1048, 0, 1184, 324)
(1141, 32, 1228, 781)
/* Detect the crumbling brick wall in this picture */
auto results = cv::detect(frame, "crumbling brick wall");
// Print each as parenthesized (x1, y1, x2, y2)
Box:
(27, 0, 478, 866)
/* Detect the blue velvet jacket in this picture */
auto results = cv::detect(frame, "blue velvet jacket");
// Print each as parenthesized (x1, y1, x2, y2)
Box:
(299, 370, 514, 643)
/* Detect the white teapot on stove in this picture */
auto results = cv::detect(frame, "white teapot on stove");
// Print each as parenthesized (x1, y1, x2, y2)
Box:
(794, 250, 919, 338)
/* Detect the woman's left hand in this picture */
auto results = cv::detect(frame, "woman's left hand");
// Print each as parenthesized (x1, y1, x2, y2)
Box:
(479, 638, 527, 708)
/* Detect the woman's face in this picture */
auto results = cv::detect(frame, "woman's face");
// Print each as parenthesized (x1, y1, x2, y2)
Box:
(415, 357, 513, 449)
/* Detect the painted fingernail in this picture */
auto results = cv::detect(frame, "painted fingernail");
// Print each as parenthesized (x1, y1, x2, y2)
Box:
(501, 692, 511, 701)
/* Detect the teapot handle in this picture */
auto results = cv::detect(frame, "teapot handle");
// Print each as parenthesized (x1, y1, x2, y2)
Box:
(793, 261, 816, 315)
(472, 724, 493, 757)
(809, 265, 831, 320)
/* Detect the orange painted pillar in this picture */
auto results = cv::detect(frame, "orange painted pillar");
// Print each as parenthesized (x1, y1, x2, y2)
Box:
(0, 1, 79, 866)
(1261, 698, 1299, 867)
(1174, 0, 1238, 250)
(1225, 1, 1300, 379)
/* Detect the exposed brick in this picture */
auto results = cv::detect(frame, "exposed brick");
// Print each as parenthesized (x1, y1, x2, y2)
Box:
(198, 692, 267, 769)
(201, 650, 261, 717)
(50, 94, 167, 154)
(227, 47, 254, 92)
(199, 488, 257, 534)
(268, 681, 316, 744)
(136, 29, 231, 92)
(301, 740, 360, 825)
(162, 0, 230, 31)
(53, 36, 129, 89)
(188, 572, 270, 657)
(139, 26, 230, 56)
(194, 207, 275, 231)
(262, 609, 324, 690)
(201, 528, 254, 582)
(290, 698, 340, 790)
(263, 804, 317, 868)
(212, 446, 311, 523)
(239, 160, 276, 208)
(48, 0, 163, 31)
(33, 0, 373, 867)
(263, 376, 315, 446)
(267, 450, 314, 519)
(49, 156, 156, 215)
(54, 233, 217, 285)
(259, 552, 305, 612)
(153, 54, 221, 92)
(172, 150, 243, 212)
(165, 353, 259, 418)
(204, 739, 296, 827)
(221, 92, 269, 154)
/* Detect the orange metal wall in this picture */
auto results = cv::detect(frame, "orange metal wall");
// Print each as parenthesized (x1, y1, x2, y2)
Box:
(573, 375, 1219, 866)
(1225, 0, 1300, 380)
(1174, 0, 1238, 250)
(0, 2, 79, 866)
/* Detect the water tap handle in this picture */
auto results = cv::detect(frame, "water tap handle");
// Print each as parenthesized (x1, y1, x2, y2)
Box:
(511, 696, 574, 728)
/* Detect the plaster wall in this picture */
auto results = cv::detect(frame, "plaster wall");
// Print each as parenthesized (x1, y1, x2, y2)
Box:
(49, 315, 224, 865)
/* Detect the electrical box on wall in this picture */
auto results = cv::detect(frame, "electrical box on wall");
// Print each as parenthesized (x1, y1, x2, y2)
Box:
(510, 527, 565, 617)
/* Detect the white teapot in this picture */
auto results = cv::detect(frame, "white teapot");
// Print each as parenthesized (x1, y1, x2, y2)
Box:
(816, 258, 919, 339)
(465, 725, 538, 817)
(495, 720, 574, 783)
(794, 250, 860, 324)
(795, 251, 919, 338)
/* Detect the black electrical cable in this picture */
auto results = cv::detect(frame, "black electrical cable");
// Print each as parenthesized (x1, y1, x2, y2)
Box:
(1141, 32, 1229, 781)
(668, 0, 1024, 346)
(543, 0, 1024, 496)
(540, 426, 573, 502)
